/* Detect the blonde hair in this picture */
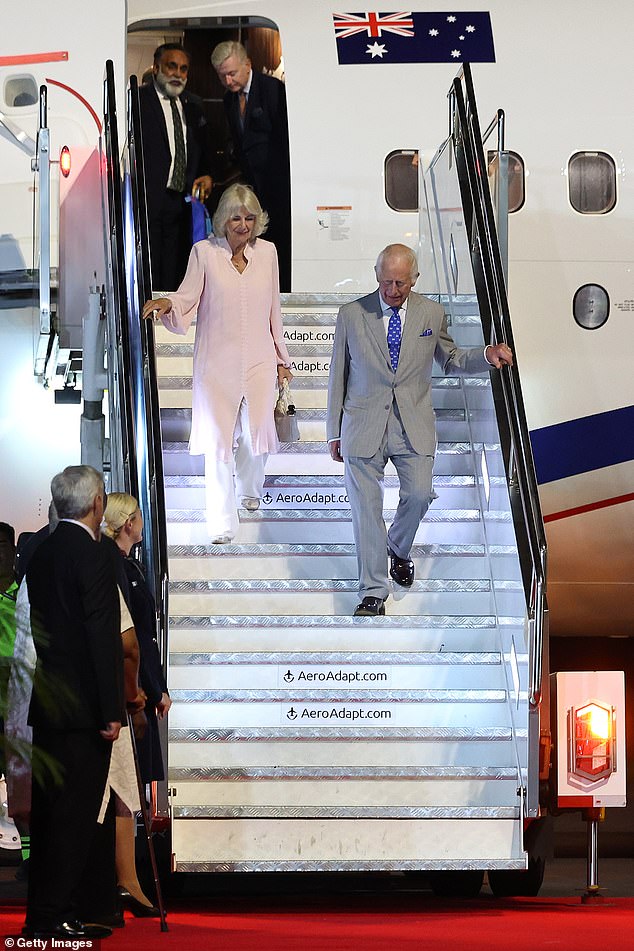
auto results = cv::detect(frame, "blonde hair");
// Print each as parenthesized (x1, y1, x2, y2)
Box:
(211, 40, 248, 70)
(212, 183, 269, 239)
(103, 492, 138, 539)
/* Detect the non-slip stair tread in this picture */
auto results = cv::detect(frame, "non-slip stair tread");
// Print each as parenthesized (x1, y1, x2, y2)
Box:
(165, 507, 492, 522)
(169, 578, 495, 593)
(168, 650, 502, 665)
(168, 726, 525, 741)
(168, 764, 518, 779)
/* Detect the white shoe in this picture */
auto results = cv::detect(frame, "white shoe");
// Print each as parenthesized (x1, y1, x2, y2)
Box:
(241, 497, 260, 512)
(211, 534, 233, 544)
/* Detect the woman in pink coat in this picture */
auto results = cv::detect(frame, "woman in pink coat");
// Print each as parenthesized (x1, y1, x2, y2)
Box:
(143, 184, 292, 542)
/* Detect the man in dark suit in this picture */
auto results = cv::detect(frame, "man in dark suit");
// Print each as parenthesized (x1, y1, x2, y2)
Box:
(327, 244, 513, 616)
(139, 43, 214, 290)
(212, 40, 291, 290)
(25, 466, 124, 938)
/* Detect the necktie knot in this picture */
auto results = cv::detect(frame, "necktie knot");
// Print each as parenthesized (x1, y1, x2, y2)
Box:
(387, 307, 401, 371)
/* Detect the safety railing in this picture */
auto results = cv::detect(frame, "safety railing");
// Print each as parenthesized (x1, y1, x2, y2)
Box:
(124, 73, 169, 667)
(449, 65, 547, 711)
(102, 60, 139, 500)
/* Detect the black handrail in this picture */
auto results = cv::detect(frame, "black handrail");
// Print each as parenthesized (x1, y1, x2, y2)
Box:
(103, 59, 138, 500)
(126, 74, 169, 664)
(450, 66, 547, 706)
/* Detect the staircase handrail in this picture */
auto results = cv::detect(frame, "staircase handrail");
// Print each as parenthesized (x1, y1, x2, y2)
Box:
(102, 60, 138, 499)
(450, 67, 547, 707)
(125, 74, 170, 664)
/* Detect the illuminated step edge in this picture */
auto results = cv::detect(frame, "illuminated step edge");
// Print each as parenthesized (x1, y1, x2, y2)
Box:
(156, 375, 491, 391)
(169, 689, 506, 702)
(164, 507, 491, 523)
(167, 613, 519, 628)
(174, 858, 527, 872)
(168, 727, 526, 741)
(169, 765, 517, 780)
(172, 806, 519, 820)
(171, 817, 524, 867)
(168, 651, 502, 666)
(164, 474, 485, 488)
(167, 541, 491, 554)
(169, 578, 496, 594)
(162, 441, 503, 458)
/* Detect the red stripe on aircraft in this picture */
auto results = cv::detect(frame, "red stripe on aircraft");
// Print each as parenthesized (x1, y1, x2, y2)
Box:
(45, 78, 102, 133)
(0, 51, 68, 66)
(544, 492, 634, 523)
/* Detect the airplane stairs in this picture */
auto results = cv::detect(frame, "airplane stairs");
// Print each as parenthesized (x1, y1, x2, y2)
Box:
(155, 292, 529, 875)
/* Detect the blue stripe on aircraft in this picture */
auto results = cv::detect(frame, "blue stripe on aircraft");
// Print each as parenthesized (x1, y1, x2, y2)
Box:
(530, 405, 634, 485)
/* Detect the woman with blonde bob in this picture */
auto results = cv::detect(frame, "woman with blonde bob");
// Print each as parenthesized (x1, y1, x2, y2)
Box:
(143, 183, 292, 542)
(103, 493, 170, 917)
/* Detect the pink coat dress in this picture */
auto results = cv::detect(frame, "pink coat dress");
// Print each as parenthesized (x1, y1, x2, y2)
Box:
(161, 236, 291, 462)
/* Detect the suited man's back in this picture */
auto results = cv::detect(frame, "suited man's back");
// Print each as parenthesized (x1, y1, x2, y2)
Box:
(27, 521, 123, 731)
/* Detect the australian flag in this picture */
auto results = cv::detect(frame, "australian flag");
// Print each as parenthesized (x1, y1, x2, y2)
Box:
(334, 11, 495, 64)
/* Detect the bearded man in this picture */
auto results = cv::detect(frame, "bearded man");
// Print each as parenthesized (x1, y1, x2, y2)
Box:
(139, 43, 214, 289)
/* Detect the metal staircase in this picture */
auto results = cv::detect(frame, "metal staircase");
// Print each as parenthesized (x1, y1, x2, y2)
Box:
(156, 294, 529, 872)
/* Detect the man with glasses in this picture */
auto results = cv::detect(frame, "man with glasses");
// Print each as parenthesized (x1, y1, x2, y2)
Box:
(327, 244, 513, 616)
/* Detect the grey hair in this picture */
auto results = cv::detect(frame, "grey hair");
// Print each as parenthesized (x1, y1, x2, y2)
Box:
(211, 40, 248, 70)
(50, 465, 104, 520)
(212, 183, 269, 239)
(375, 244, 419, 282)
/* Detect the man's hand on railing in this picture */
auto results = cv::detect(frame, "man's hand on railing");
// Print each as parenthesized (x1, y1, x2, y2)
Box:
(485, 343, 513, 368)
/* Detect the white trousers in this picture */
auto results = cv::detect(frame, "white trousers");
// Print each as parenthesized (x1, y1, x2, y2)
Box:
(204, 399, 267, 538)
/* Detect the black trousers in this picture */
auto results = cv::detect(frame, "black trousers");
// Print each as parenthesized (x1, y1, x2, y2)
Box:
(26, 727, 113, 930)
(148, 189, 191, 292)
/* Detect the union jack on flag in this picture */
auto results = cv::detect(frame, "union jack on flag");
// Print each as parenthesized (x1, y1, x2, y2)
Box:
(333, 11, 415, 39)
(334, 11, 495, 65)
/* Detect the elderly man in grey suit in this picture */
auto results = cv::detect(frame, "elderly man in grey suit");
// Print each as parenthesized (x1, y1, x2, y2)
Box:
(327, 244, 513, 617)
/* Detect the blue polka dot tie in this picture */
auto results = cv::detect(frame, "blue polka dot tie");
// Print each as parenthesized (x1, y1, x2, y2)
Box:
(387, 306, 402, 371)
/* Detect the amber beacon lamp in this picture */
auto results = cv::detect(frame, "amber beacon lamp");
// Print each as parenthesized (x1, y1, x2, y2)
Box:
(551, 671, 626, 903)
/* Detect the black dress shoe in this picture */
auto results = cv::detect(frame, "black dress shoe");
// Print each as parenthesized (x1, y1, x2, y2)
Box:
(388, 547, 415, 587)
(117, 886, 161, 918)
(353, 596, 387, 617)
(33, 920, 113, 939)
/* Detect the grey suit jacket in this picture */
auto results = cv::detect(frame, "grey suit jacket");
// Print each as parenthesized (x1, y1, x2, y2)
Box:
(326, 289, 491, 457)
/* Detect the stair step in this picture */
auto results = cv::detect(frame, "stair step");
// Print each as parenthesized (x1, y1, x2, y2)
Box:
(168, 736, 522, 768)
(170, 815, 525, 871)
(168, 697, 512, 731)
(166, 617, 521, 654)
(169, 775, 517, 811)
(167, 543, 520, 582)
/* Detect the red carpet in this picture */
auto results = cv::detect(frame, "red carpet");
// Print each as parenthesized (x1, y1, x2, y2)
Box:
(3, 896, 634, 950)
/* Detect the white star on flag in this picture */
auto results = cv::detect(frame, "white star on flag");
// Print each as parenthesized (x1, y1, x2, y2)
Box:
(447, 15, 456, 22)
(451, 49, 461, 57)
(466, 25, 475, 32)
(366, 41, 387, 57)
(429, 28, 439, 36)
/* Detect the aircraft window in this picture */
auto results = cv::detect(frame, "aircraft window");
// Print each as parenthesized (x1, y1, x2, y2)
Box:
(487, 150, 525, 214)
(573, 284, 609, 330)
(385, 150, 419, 212)
(4, 75, 38, 108)
(507, 151, 525, 213)
(568, 152, 616, 214)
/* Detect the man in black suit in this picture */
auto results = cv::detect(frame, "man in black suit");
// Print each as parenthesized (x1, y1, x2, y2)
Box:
(25, 466, 124, 939)
(139, 43, 214, 290)
(212, 40, 291, 289)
